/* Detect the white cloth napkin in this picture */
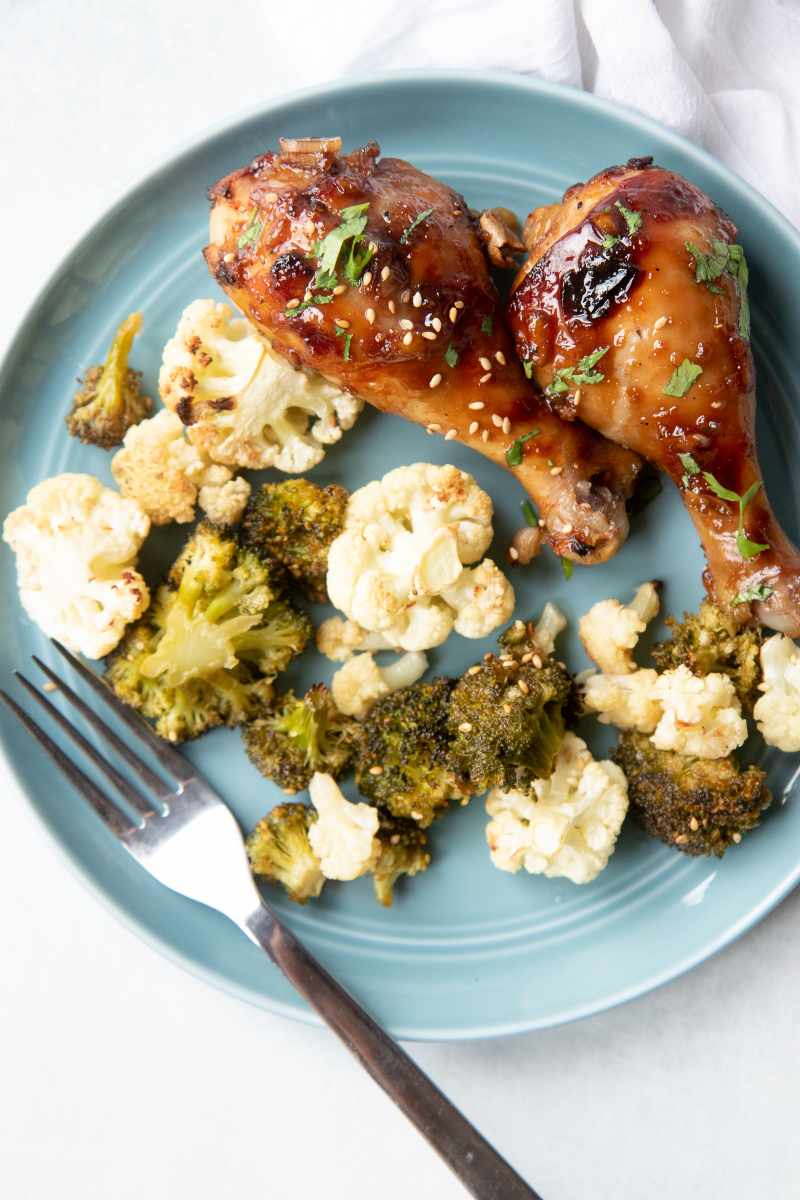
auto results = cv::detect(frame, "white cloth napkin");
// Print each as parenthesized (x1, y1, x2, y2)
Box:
(328, 0, 800, 228)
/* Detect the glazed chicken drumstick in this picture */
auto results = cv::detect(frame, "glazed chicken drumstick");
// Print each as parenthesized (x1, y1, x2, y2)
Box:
(204, 137, 642, 564)
(508, 157, 800, 635)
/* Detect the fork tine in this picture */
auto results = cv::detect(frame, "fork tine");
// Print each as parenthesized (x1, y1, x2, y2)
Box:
(50, 641, 193, 783)
(16, 672, 158, 819)
(32, 656, 173, 809)
(0, 690, 137, 838)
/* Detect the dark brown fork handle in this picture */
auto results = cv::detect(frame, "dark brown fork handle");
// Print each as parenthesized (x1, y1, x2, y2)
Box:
(246, 905, 543, 1200)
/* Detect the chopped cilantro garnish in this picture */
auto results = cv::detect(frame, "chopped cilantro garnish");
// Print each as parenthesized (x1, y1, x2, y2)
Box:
(335, 327, 353, 361)
(615, 201, 642, 236)
(547, 346, 609, 395)
(685, 239, 750, 339)
(309, 203, 372, 290)
(285, 292, 334, 317)
(701, 473, 769, 559)
(481, 315, 493, 335)
(601, 233, 619, 250)
(561, 557, 574, 580)
(444, 342, 459, 368)
(399, 207, 434, 244)
(523, 360, 534, 379)
(733, 583, 774, 606)
(520, 499, 538, 527)
(663, 359, 703, 397)
(237, 208, 264, 251)
(505, 429, 540, 467)
(678, 451, 700, 487)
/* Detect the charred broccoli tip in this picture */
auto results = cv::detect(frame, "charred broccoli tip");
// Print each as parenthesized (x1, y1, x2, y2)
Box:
(247, 803, 325, 903)
(371, 815, 431, 907)
(66, 312, 152, 447)
(243, 684, 358, 793)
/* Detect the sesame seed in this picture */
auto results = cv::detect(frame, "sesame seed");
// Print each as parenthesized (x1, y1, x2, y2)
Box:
(454, 300, 465, 309)
(365, 307, 376, 325)
(562, 523, 573, 534)
(362, 271, 373, 287)
(479, 356, 492, 371)
(449, 306, 458, 323)
(518, 679, 530, 695)
(334, 318, 350, 329)
(479, 372, 492, 383)
(223, 252, 234, 263)
(369, 765, 383, 776)
(574, 388, 582, 405)
(468, 401, 484, 410)
(689, 817, 700, 831)
(421, 330, 437, 340)
(710, 400, 723, 409)
(285, 298, 300, 309)
(432, 316, 442, 332)
(491, 413, 503, 428)
(495, 351, 506, 365)
(469, 421, 479, 434)
(550, 466, 563, 476)
(653, 315, 668, 330)
(532, 655, 542, 669)
(502, 417, 511, 434)
(481, 429, 490, 442)
(399, 318, 414, 330)
(387, 300, 396, 313)
(675, 834, 688, 845)
(458, 722, 473, 733)
(429, 373, 443, 388)
(509, 546, 519, 561)
(502, 703, 512, 714)
(732, 832, 742, 843)
(521, 652, 533, 663)
(413, 291, 423, 307)
(402, 331, 413, 345)
(401, 289, 411, 303)
(468, 664, 482, 675)
(411, 810, 423, 821)
(264, 192, 278, 203)
(333, 283, 347, 295)
(381, 265, 391, 281)
(445, 427, 457, 441)
(427, 422, 441, 431)
(368, 241, 378, 253)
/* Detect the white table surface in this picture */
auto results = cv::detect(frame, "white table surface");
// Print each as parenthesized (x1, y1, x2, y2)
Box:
(2, 5, 798, 1198)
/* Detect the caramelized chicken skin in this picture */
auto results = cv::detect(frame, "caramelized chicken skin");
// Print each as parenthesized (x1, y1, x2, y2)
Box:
(204, 137, 642, 564)
(509, 158, 800, 635)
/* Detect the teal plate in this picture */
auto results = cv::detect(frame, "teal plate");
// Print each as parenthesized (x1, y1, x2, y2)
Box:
(1, 72, 799, 1040)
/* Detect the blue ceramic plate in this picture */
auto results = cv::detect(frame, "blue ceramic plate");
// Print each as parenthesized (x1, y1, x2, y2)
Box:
(1, 72, 799, 1040)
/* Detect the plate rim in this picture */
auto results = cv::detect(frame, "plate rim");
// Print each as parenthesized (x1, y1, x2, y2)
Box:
(2, 68, 799, 1042)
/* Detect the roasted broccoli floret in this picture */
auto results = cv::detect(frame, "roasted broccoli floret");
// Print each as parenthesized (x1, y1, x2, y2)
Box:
(355, 679, 470, 826)
(614, 730, 771, 856)
(66, 312, 152, 447)
(447, 623, 573, 794)
(246, 803, 325, 903)
(242, 684, 358, 793)
(105, 522, 310, 741)
(371, 814, 431, 907)
(652, 601, 764, 713)
(241, 479, 349, 602)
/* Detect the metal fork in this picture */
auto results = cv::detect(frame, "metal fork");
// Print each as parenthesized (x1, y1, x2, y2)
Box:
(1, 642, 541, 1200)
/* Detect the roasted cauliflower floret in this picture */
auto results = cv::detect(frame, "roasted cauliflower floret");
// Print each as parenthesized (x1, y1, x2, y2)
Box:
(651, 665, 747, 759)
(66, 312, 152, 448)
(111, 409, 250, 525)
(316, 616, 397, 662)
(753, 635, 800, 752)
(331, 651, 428, 718)
(159, 299, 362, 473)
(579, 582, 660, 674)
(326, 463, 514, 651)
(582, 669, 663, 733)
(308, 772, 380, 881)
(485, 733, 629, 884)
(3, 473, 150, 658)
